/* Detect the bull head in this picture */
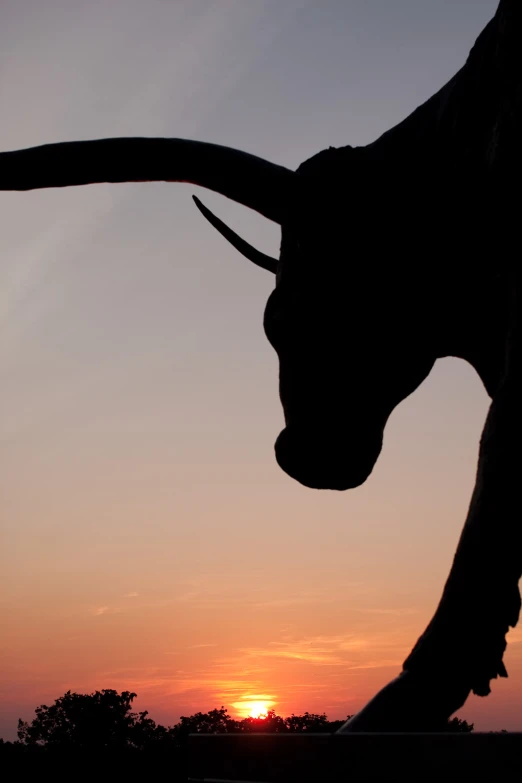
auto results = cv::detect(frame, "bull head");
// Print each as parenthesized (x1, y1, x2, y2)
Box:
(0, 135, 443, 493)
(2, 2, 517, 493)
(3, 2, 514, 497)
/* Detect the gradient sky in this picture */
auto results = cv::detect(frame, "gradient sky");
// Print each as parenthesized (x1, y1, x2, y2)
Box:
(2, 0, 519, 740)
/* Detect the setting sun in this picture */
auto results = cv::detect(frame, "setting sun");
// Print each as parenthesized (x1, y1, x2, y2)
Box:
(247, 701, 269, 719)
(231, 698, 275, 720)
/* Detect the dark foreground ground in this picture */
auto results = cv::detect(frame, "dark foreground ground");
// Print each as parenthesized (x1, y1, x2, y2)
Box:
(3, 732, 521, 782)
(188, 732, 522, 782)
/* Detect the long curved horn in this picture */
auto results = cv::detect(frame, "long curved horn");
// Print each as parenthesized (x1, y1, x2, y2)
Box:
(0, 137, 294, 224)
(192, 196, 277, 273)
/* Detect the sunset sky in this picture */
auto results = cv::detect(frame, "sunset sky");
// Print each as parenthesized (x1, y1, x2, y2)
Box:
(2, 0, 520, 740)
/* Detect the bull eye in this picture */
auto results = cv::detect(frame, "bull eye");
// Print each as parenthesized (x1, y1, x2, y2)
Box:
(263, 290, 289, 347)
(271, 306, 285, 324)
(264, 308, 283, 345)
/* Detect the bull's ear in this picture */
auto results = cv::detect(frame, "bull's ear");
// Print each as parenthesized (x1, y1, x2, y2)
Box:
(192, 196, 277, 274)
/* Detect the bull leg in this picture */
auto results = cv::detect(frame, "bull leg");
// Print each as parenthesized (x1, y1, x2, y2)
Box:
(339, 285, 520, 732)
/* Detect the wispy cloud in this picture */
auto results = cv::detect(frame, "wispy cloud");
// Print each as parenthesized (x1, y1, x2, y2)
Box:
(173, 580, 372, 611)
(90, 606, 121, 616)
(253, 587, 361, 609)
(237, 635, 369, 666)
(67, 624, 411, 724)
(352, 607, 419, 617)
(239, 630, 410, 666)
(123, 592, 139, 598)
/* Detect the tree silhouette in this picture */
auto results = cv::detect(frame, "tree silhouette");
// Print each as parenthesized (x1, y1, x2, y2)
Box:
(446, 717, 474, 733)
(16, 689, 167, 750)
(14, 692, 474, 750)
(172, 706, 238, 742)
(285, 711, 336, 732)
(4, 690, 478, 780)
(239, 709, 289, 733)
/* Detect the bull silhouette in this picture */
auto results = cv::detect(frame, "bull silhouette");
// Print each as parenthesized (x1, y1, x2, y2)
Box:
(1, 0, 519, 730)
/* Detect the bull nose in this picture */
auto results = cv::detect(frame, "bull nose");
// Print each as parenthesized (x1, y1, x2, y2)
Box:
(274, 425, 381, 491)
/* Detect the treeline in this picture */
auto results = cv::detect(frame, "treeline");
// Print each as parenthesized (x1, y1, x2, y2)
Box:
(0, 689, 474, 779)
(3, 688, 474, 750)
